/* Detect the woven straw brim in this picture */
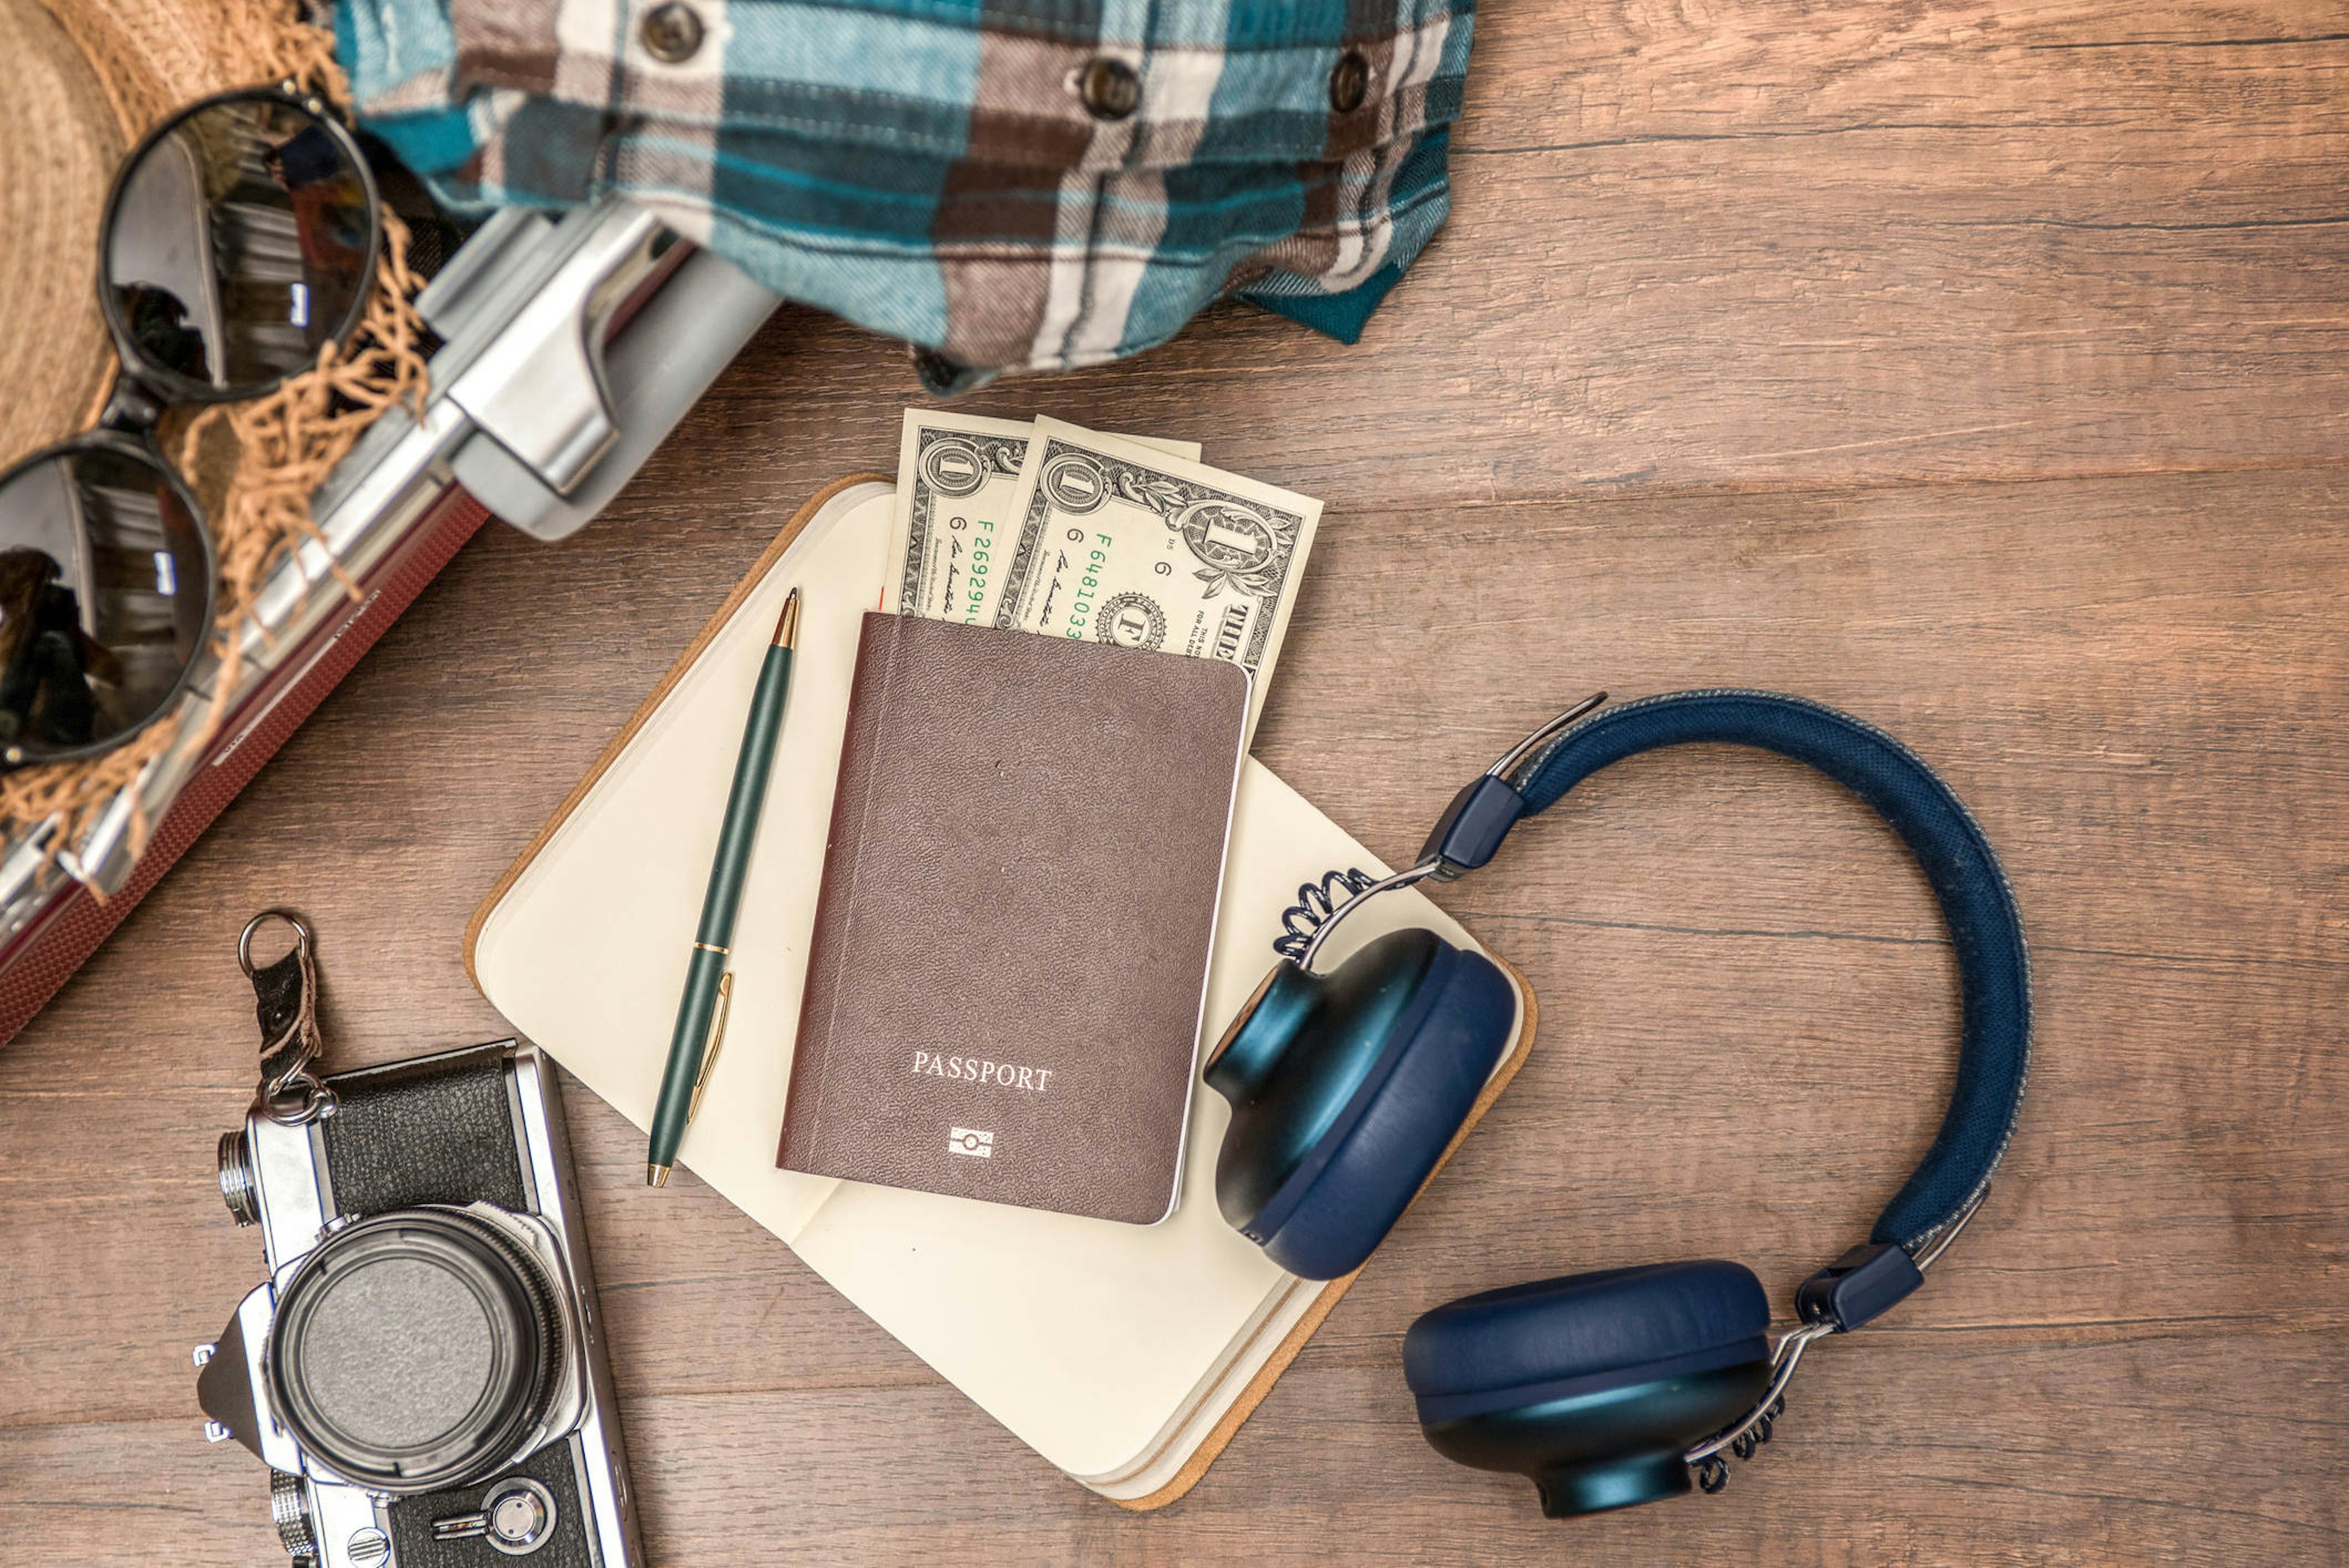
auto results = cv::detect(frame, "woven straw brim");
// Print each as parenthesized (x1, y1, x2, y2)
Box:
(0, 0, 297, 468)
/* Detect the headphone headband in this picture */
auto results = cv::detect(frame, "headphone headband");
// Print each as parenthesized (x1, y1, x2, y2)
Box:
(1293, 689, 2030, 1326)
(1506, 690, 2030, 1260)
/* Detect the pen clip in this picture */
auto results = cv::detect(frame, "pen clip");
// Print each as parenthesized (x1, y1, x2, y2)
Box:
(686, 972, 733, 1126)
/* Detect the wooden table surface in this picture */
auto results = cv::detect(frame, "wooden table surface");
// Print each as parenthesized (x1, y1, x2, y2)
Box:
(6, 2, 2346, 1562)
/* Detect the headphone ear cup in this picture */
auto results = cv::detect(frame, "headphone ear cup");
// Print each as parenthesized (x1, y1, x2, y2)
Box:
(1208, 928, 1516, 1281)
(1402, 1260, 1773, 1517)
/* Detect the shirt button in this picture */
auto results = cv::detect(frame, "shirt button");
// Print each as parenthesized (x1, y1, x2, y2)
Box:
(640, 2, 705, 64)
(1329, 50, 1371, 113)
(1078, 57, 1142, 120)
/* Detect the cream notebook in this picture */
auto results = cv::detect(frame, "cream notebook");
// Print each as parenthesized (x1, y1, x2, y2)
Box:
(467, 476, 1534, 1505)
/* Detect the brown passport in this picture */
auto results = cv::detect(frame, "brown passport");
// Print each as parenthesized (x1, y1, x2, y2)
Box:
(777, 613, 1250, 1224)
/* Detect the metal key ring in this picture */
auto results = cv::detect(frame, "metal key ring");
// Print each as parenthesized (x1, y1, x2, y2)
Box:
(261, 1078, 337, 1126)
(240, 909, 335, 1126)
(239, 909, 311, 979)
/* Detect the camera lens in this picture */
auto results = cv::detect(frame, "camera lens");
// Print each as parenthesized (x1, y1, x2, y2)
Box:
(267, 1209, 565, 1493)
(217, 1129, 260, 1227)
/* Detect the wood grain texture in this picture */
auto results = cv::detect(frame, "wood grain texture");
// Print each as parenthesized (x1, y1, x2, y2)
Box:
(2, 0, 2346, 1561)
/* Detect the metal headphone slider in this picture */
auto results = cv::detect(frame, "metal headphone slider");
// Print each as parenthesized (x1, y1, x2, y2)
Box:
(1794, 1241, 1925, 1333)
(1293, 692, 1612, 971)
(1415, 692, 1608, 881)
(1416, 775, 1526, 882)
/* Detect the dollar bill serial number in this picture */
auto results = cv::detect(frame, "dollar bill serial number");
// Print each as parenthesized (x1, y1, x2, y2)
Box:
(1061, 531, 1115, 640)
(949, 514, 998, 624)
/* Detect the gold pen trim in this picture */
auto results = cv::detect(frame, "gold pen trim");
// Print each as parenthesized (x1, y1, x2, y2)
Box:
(686, 972, 733, 1125)
(692, 941, 729, 955)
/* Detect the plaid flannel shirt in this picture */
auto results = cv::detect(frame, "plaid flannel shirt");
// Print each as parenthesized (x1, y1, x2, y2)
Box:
(332, 0, 1471, 383)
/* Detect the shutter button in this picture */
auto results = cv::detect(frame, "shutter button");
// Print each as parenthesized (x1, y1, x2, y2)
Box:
(1078, 57, 1142, 120)
(640, 1, 705, 63)
(1329, 50, 1371, 114)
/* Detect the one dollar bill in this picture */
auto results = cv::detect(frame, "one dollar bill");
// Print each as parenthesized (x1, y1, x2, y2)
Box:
(995, 417, 1321, 739)
(887, 411, 1198, 626)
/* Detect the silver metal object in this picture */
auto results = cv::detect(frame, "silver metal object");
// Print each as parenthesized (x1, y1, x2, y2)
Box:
(447, 230, 782, 541)
(1486, 690, 1609, 788)
(236, 909, 304, 978)
(436, 204, 667, 500)
(1294, 859, 1445, 972)
(201, 1042, 642, 1568)
(218, 1130, 262, 1226)
(431, 1477, 560, 1555)
(271, 1470, 319, 1559)
(1911, 1184, 1988, 1271)
(1682, 1320, 1832, 1466)
(510, 1046, 636, 1552)
(1293, 692, 1610, 972)
(0, 195, 781, 922)
(239, 911, 336, 1126)
(1683, 1186, 1991, 1471)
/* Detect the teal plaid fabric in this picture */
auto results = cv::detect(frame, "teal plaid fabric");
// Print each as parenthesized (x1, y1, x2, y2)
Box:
(332, 0, 1472, 382)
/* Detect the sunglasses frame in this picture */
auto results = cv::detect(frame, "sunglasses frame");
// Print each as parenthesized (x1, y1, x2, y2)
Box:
(0, 431, 217, 771)
(95, 84, 384, 409)
(0, 85, 384, 771)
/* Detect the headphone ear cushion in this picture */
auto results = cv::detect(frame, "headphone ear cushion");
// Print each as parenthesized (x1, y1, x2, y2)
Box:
(1405, 1260, 1770, 1415)
(1253, 942, 1515, 1279)
(1403, 1261, 1774, 1516)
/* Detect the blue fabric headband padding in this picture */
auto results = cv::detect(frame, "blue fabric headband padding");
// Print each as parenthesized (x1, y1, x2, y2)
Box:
(1511, 690, 2030, 1251)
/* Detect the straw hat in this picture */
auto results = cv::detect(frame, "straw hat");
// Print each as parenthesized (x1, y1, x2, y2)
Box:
(0, 0, 305, 467)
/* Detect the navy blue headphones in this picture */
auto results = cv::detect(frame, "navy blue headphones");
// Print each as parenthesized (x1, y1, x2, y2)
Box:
(1203, 690, 2030, 1517)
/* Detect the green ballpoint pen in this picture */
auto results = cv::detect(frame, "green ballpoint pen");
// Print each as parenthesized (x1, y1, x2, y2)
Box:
(647, 586, 800, 1188)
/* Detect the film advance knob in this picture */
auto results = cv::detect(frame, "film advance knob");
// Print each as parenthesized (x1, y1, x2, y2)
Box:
(430, 1477, 559, 1556)
(269, 1471, 318, 1559)
(217, 1130, 261, 1226)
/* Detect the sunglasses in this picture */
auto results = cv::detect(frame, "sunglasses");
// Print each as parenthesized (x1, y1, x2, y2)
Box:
(0, 86, 382, 770)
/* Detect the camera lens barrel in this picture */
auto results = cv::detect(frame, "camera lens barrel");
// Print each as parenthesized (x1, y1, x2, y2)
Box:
(265, 1208, 566, 1494)
(217, 1129, 261, 1227)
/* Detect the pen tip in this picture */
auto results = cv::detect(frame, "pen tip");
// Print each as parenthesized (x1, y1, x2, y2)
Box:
(773, 588, 800, 649)
(647, 1164, 670, 1188)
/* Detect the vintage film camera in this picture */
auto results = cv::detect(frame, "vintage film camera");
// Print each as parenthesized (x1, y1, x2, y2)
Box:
(196, 915, 643, 1567)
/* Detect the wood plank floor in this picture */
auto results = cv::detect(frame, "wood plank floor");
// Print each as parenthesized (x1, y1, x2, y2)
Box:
(3, 1, 2345, 1562)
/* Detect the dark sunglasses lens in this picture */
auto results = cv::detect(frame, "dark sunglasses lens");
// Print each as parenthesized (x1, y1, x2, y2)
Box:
(105, 96, 373, 396)
(0, 446, 210, 763)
